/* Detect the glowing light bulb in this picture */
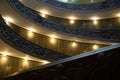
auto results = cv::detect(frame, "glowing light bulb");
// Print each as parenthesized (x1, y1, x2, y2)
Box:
(49, 35, 57, 44)
(27, 28, 35, 32)
(68, 16, 76, 24)
(69, 16, 76, 20)
(22, 60, 29, 67)
(42, 60, 50, 64)
(27, 28, 35, 38)
(50, 35, 56, 39)
(40, 10, 48, 18)
(91, 17, 99, 21)
(4, 17, 13, 23)
(92, 44, 99, 50)
(116, 13, 120, 17)
(93, 20, 98, 25)
(1, 52, 8, 56)
(1, 56, 7, 65)
(72, 42, 77, 48)
(91, 17, 99, 25)
(24, 57, 29, 61)
(70, 19, 75, 24)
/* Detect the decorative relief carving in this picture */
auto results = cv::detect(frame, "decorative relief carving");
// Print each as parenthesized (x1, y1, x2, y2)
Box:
(39, 0, 120, 12)
(0, 16, 69, 61)
(5, 45, 120, 80)
(7, 0, 120, 41)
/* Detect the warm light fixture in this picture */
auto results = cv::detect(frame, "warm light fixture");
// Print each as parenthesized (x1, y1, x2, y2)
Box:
(50, 35, 56, 39)
(22, 60, 29, 67)
(68, 16, 76, 20)
(70, 19, 75, 24)
(92, 44, 99, 50)
(116, 13, 120, 22)
(40, 10, 48, 18)
(68, 16, 76, 24)
(93, 20, 98, 25)
(49, 35, 57, 44)
(0, 52, 8, 64)
(27, 28, 35, 38)
(27, 28, 35, 32)
(41, 60, 50, 64)
(28, 31, 34, 38)
(4, 17, 13, 23)
(1, 56, 8, 64)
(116, 13, 120, 17)
(91, 17, 99, 25)
(72, 42, 77, 48)
(1, 52, 8, 56)
(23, 57, 29, 61)
(91, 17, 99, 20)
(40, 10, 48, 14)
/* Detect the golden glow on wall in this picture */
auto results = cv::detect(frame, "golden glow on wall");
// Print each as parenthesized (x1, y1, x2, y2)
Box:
(1, 56, 8, 65)
(91, 16, 99, 25)
(50, 38, 55, 44)
(71, 42, 77, 48)
(92, 44, 99, 50)
(22, 60, 29, 67)
(116, 13, 120, 22)
(91, 17, 99, 21)
(27, 28, 35, 32)
(119, 17, 120, 22)
(68, 16, 76, 20)
(41, 60, 50, 64)
(93, 20, 98, 25)
(4, 17, 13, 23)
(40, 10, 48, 18)
(28, 31, 34, 38)
(68, 16, 76, 24)
(0, 52, 9, 56)
(6, 21, 11, 26)
(27, 28, 35, 38)
(0, 54, 44, 79)
(22, 57, 29, 67)
(49, 35, 57, 44)
(23, 57, 29, 61)
(70, 19, 75, 24)
(50, 35, 56, 39)
(116, 13, 120, 17)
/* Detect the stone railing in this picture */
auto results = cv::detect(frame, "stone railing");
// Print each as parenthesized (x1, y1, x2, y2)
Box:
(5, 44, 120, 80)
(38, 0, 120, 12)
(7, 0, 120, 41)
(0, 15, 69, 61)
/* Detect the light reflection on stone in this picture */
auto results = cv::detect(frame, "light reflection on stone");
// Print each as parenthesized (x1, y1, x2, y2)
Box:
(0, 55, 43, 79)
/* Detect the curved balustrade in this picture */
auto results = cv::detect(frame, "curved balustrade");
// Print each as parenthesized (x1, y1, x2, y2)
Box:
(17, 0, 120, 29)
(39, 0, 120, 12)
(5, 44, 120, 80)
(0, 15, 69, 61)
(9, 23, 107, 55)
(56, 0, 105, 4)
(38, 13, 120, 29)
(7, 0, 120, 42)
(0, 55, 42, 80)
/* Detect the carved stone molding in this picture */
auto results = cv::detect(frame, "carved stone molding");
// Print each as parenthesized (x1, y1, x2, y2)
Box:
(7, 0, 120, 41)
(39, 0, 120, 12)
(0, 16, 69, 61)
(5, 44, 120, 80)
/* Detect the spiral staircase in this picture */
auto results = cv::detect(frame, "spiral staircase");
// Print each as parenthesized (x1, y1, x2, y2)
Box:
(0, 0, 120, 80)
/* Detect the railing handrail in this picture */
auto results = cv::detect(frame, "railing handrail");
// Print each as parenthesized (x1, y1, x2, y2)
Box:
(0, 15, 69, 61)
(7, 0, 120, 42)
(17, 43, 120, 74)
(38, 0, 120, 12)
